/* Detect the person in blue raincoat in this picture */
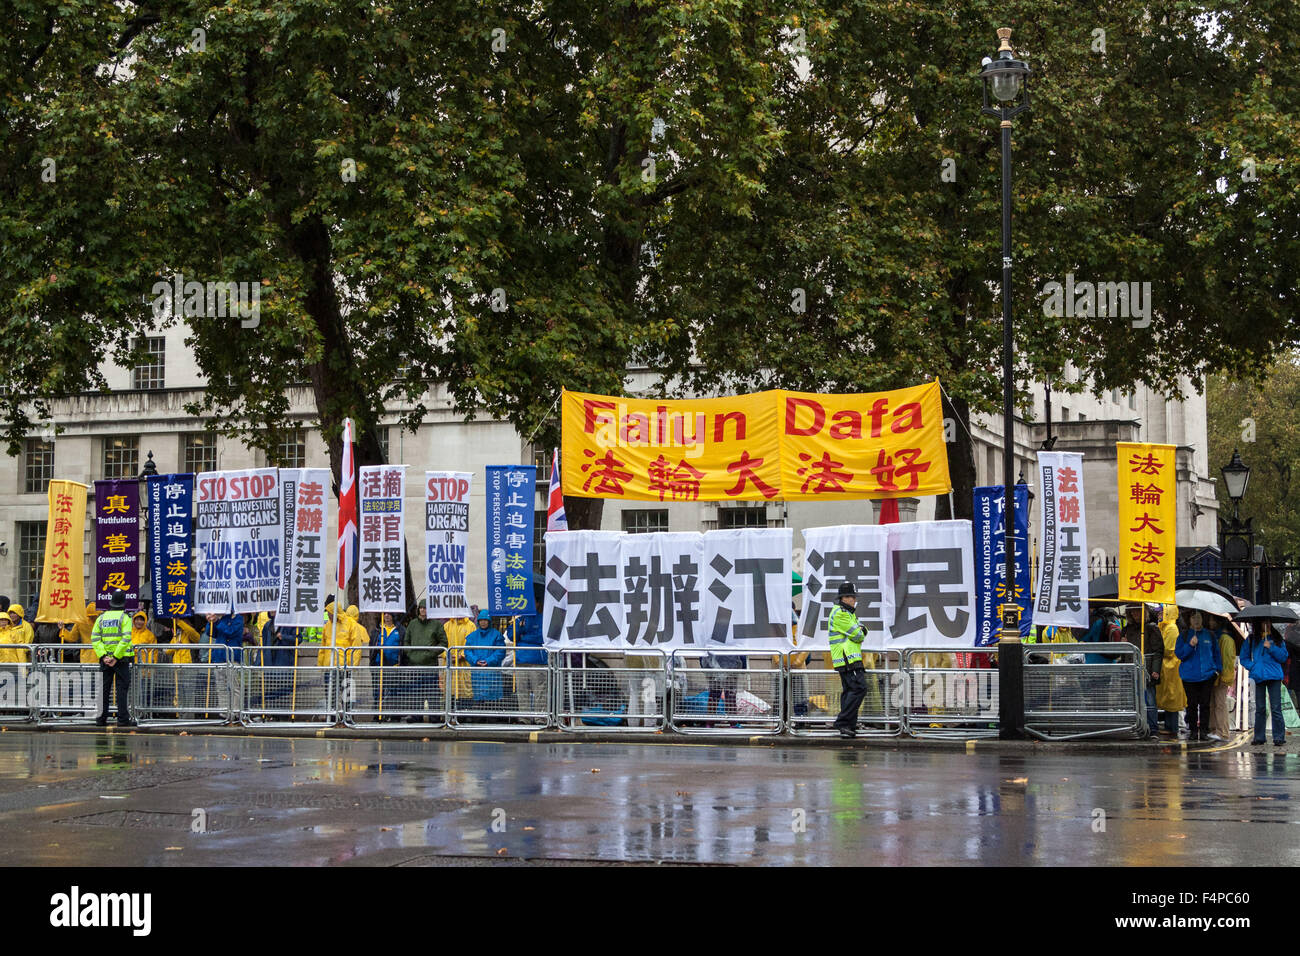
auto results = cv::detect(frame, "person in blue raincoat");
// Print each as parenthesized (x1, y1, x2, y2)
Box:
(464, 610, 506, 704)
(204, 611, 248, 664)
(1240, 618, 1289, 746)
(1176, 610, 1222, 742)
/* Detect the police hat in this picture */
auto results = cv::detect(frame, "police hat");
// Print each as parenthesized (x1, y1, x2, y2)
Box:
(109, 589, 126, 610)
(837, 581, 857, 598)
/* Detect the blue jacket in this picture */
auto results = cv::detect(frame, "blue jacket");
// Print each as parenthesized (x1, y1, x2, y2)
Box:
(513, 616, 546, 666)
(1240, 634, 1288, 683)
(371, 624, 403, 667)
(1176, 627, 1222, 683)
(464, 625, 506, 700)
(205, 613, 246, 664)
(263, 619, 295, 667)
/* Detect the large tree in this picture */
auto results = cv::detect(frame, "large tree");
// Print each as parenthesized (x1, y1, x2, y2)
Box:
(646, 1, 1300, 516)
(1207, 356, 1300, 560)
(4, 0, 1298, 531)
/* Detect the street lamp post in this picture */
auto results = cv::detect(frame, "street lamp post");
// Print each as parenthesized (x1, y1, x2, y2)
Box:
(981, 28, 1031, 739)
(1218, 449, 1255, 599)
(139, 451, 158, 616)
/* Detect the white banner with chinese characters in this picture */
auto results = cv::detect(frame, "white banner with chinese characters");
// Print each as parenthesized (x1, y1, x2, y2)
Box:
(358, 465, 407, 613)
(797, 521, 975, 651)
(796, 525, 893, 652)
(702, 528, 793, 651)
(277, 468, 330, 627)
(544, 528, 794, 650)
(425, 471, 472, 618)
(621, 531, 703, 647)
(1032, 452, 1089, 629)
(545, 530, 627, 647)
(194, 469, 283, 615)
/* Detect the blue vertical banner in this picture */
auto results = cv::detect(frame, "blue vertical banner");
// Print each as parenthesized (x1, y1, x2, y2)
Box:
(486, 465, 537, 616)
(973, 484, 1031, 647)
(148, 473, 194, 619)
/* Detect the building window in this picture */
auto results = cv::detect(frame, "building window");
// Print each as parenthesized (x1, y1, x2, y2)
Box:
(532, 446, 553, 479)
(1078, 411, 1087, 421)
(1110, 388, 1121, 404)
(102, 436, 139, 479)
(622, 509, 668, 534)
(24, 439, 54, 494)
(534, 508, 548, 575)
(269, 429, 305, 468)
(131, 336, 166, 390)
(377, 426, 391, 463)
(18, 521, 46, 610)
(1128, 392, 1137, 410)
(184, 434, 217, 474)
(718, 506, 766, 529)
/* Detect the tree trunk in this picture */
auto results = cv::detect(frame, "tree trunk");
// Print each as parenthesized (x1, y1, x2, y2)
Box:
(935, 391, 976, 521)
(563, 495, 605, 531)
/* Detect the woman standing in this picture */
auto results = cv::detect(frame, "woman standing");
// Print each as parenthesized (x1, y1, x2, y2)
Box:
(1207, 616, 1238, 741)
(1240, 619, 1289, 746)
(1176, 610, 1221, 742)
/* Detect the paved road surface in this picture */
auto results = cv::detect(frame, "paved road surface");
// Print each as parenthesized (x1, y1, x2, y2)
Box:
(0, 730, 1294, 865)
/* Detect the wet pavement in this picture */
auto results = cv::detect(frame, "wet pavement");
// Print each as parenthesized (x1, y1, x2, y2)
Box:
(0, 729, 1296, 865)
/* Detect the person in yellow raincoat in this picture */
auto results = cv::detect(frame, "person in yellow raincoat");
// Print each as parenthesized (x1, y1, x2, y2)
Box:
(0, 616, 24, 664)
(164, 617, 202, 665)
(444, 609, 477, 701)
(317, 603, 369, 667)
(1156, 603, 1186, 736)
(68, 603, 101, 664)
(2, 605, 33, 663)
(1209, 621, 1239, 740)
(130, 610, 157, 652)
(7, 604, 34, 648)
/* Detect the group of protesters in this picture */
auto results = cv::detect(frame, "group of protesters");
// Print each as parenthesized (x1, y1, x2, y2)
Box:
(0, 592, 548, 722)
(1077, 601, 1292, 744)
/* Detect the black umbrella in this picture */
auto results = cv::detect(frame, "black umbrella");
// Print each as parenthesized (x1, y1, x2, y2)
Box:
(1233, 604, 1300, 622)
(1088, 574, 1118, 599)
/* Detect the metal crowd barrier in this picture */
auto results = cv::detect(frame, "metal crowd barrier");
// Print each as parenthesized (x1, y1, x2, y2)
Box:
(239, 644, 339, 727)
(668, 650, 784, 735)
(446, 645, 551, 730)
(342, 657, 447, 728)
(131, 644, 235, 725)
(0, 647, 36, 722)
(786, 650, 904, 736)
(32, 643, 108, 725)
(0, 637, 1154, 740)
(901, 647, 1001, 738)
(1022, 641, 1145, 741)
(554, 649, 668, 732)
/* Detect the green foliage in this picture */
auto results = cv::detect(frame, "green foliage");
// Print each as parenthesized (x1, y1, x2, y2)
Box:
(1207, 356, 1300, 559)
(2, 0, 1298, 511)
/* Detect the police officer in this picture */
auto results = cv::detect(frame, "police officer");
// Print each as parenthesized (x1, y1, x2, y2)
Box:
(830, 581, 869, 738)
(91, 589, 136, 727)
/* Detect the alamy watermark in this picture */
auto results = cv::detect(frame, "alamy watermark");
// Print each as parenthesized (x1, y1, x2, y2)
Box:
(151, 272, 261, 327)
(0, 668, 100, 712)
(1040, 273, 1151, 328)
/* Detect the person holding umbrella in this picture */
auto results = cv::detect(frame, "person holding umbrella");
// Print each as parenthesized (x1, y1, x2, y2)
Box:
(1176, 610, 1221, 742)
(1237, 607, 1293, 746)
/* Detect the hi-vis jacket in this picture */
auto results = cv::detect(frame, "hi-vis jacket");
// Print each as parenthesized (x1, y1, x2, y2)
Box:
(91, 610, 134, 660)
(828, 603, 867, 669)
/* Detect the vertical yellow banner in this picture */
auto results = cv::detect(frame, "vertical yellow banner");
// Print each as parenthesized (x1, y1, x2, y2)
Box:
(1117, 443, 1176, 603)
(35, 480, 89, 624)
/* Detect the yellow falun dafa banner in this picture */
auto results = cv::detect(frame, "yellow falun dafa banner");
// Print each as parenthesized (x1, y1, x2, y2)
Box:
(1117, 442, 1177, 604)
(561, 380, 951, 501)
(35, 480, 90, 625)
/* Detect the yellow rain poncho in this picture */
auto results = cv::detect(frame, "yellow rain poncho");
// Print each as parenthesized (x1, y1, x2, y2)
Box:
(1157, 603, 1187, 713)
